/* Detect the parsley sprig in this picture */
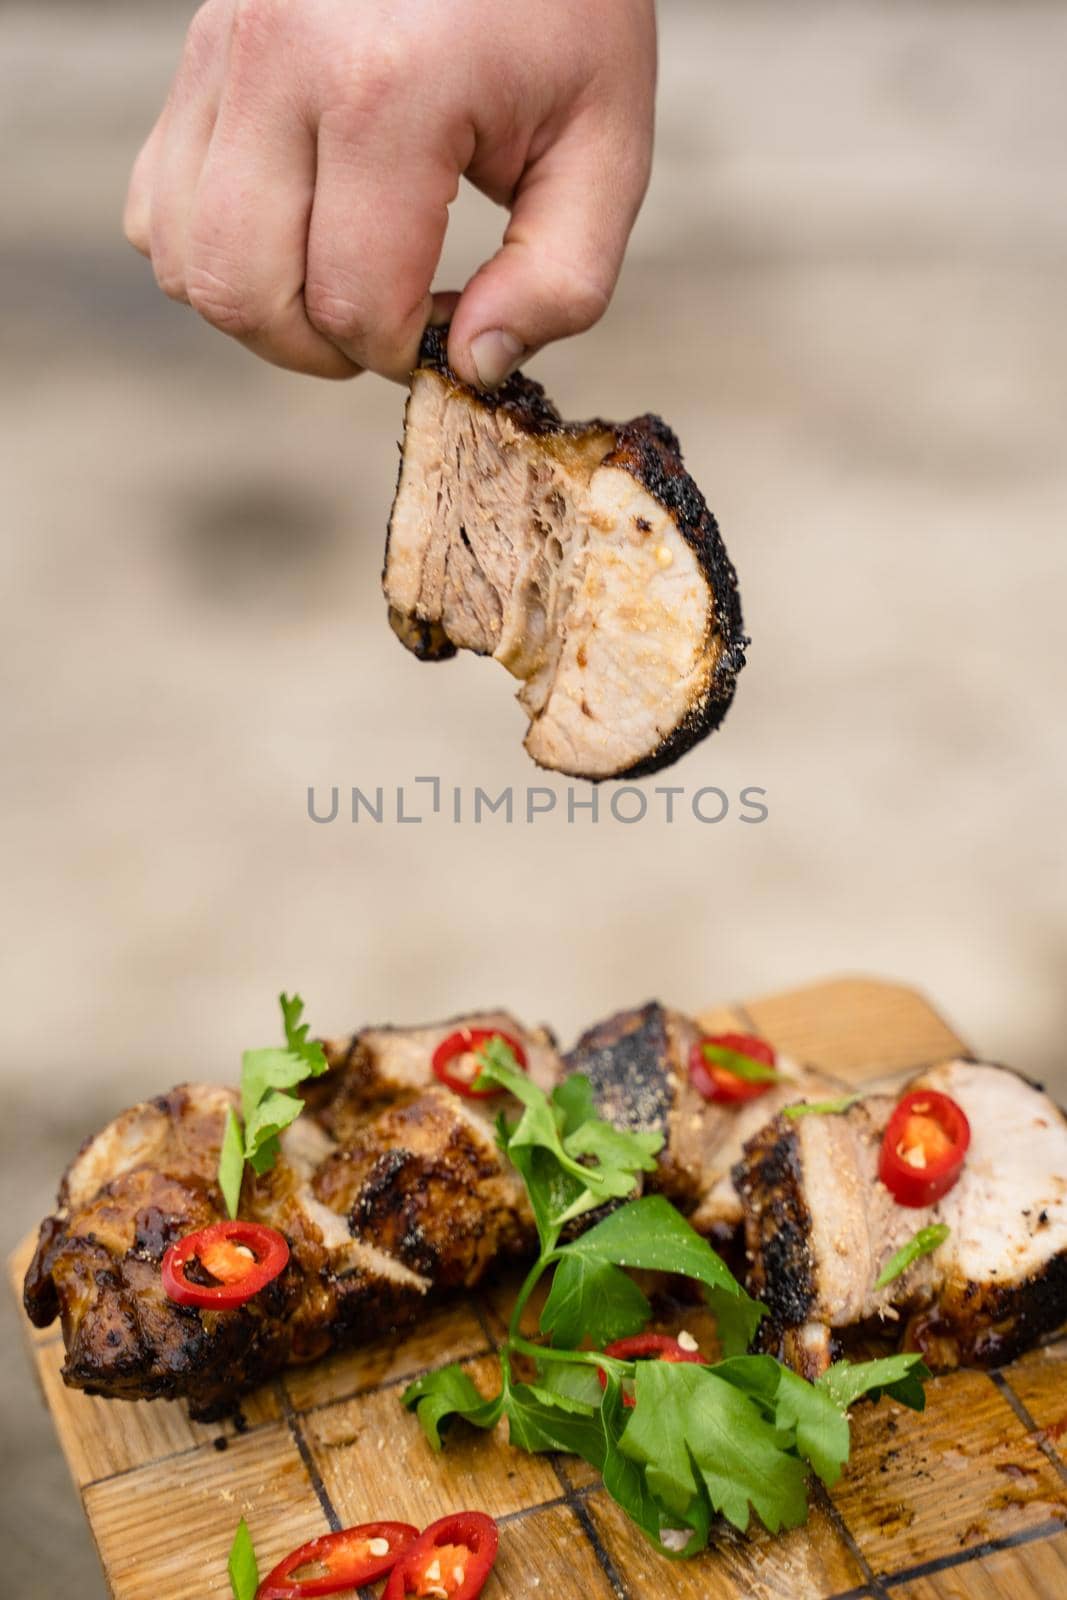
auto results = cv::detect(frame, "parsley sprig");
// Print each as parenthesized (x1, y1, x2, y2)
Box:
(218, 994, 329, 1218)
(403, 1042, 928, 1557)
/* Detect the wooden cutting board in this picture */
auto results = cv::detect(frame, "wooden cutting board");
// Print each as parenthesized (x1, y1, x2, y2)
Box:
(10, 977, 1067, 1599)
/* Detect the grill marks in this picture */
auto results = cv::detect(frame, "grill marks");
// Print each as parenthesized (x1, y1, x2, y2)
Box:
(24, 1016, 557, 1418)
(384, 327, 746, 779)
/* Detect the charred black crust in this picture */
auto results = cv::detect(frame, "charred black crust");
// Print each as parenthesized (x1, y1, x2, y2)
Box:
(977, 1249, 1067, 1362)
(563, 1002, 674, 1136)
(386, 605, 458, 662)
(732, 1117, 817, 1329)
(23, 1213, 63, 1327)
(416, 324, 578, 437)
(605, 416, 747, 778)
(388, 327, 747, 778)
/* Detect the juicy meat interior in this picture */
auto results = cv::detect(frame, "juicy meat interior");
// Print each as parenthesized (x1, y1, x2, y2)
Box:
(734, 1058, 1067, 1377)
(384, 328, 746, 779)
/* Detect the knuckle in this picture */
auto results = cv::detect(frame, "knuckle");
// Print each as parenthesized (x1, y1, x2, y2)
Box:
(304, 282, 368, 345)
(183, 0, 226, 69)
(323, 35, 406, 118)
(186, 263, 265, 336)
(553, 267, 611, 334)
(229, 0, 286, 66)
(154, 266, 189, 303)
(123, 204, 150, 256)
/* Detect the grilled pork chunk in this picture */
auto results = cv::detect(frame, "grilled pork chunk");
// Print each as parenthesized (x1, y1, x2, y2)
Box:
(23, 1069, 537, 1417)
(384, 328, 747, 779)
(317, 1009, 560, 1144)
(564, 1002, 842, 1238)
(735, 1059, 1067, 1377)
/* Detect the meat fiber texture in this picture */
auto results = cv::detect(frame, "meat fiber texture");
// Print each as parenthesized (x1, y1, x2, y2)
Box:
(734, 1059, 1067, 1377)
(384, 328, 747, 780)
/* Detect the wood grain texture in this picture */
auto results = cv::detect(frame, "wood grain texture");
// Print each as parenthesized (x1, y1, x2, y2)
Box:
(829, 1368, 1066, 1579)
(9, 977, 1066, 1600)
(893, 1528, 1067, 1598)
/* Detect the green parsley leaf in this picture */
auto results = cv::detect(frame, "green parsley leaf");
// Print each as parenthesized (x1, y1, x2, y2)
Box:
(402, 1363, 505, 1451)
(552, 1073, 597, 1136)
(506, 1383, 606, 1463)
(558, 1193, 752, 1304)
(534, 1360, 604, 1409)
(817, 1353, 929, 1414)
(771, 1368, 851, 1487)
(239, 1047, 308, 1128)
(700, 1043, 784, 1084)
(874, 1225, 950, 1290)
(783, 1095, 861, 1119)
(218, 995, 332, 1209)
(704, 1283, 766, 1357)
(539, 1253, 651, 1348)
(218, 1106, 245, 1220)
(621, 1361, 810, 1535)
(280, 992, 329, 1077)
(600, 1371, 706, 1557)
(696, 1355, 849, 1489)
(507, 1143, 592, 1254)
(227, 1518, 258, 1600)
(474, 1051, 661, 1251)
(242, 1085, 305, 1171)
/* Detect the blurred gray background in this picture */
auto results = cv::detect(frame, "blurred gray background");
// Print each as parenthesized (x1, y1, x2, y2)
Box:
(3, 1, 1066, 1593)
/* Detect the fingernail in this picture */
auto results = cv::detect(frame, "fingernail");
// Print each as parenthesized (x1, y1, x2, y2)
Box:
(469, 329, 524, 389)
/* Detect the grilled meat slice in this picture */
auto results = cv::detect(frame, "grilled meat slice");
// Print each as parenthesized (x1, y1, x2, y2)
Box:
(23, 1020, 549, 1416)
(735, 1060, 1067, 1377)
(564, 1002, 841, 1238)
(314, 1085, 534, 1287)
(24, 1086, 431, 1417)
(384, 327, 747, 780)
(317, 1010, 560, 1145)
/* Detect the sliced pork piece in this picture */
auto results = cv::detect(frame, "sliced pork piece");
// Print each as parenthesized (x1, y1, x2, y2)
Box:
(563, 1002, 839, 1236)
(23, 1085, 430, 1417)
(317, 1010, 560, 1145)
(313, 1085, 535, 1288)
(23, 1061, 542, 1415)
(384, 327, 747, 779)
(734, 1060, 1067, 1377)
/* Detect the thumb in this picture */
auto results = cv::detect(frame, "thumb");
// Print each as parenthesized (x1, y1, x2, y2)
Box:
(447, 111, 651, 389)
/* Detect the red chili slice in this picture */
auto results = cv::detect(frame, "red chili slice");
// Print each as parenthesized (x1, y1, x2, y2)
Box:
(383, 1511, 498, 1600)
(431, 1028, 528, 1099)
(596, 1332, 705, 1409)
(688, 1032, 778, 1104)
(161, 1221, 289, 1309)
(879, 1089, 971, 1208)
(256, 1521, 418, 1598)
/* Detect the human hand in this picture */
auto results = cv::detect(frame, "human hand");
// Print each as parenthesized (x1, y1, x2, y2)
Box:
(124, 0, 656, 384)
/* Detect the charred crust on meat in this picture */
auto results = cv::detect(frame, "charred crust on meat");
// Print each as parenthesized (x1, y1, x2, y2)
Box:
(733, 1117, 817, 1329)
(385, 325, 748, 779)
(23, 1213, 63, 1326)
(387, 605, 458, 662)
(564, 1002, 675, 1135)
(603, 417, 747, 779)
